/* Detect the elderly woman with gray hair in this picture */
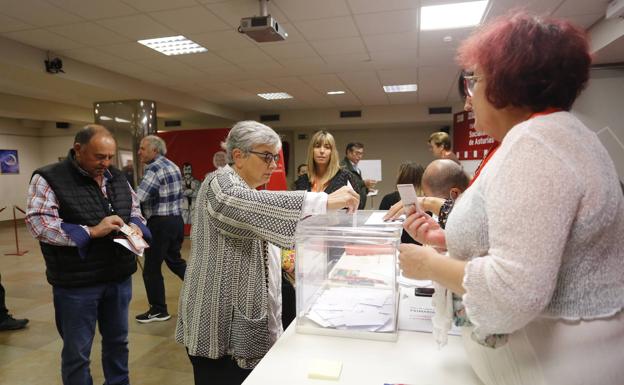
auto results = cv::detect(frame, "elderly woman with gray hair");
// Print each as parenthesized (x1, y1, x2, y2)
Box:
(175, 121, 359, 385)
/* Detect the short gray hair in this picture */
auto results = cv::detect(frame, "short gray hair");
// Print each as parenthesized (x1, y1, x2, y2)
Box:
(74, 124, 113, 145)
(142, 135, 167, 155)
(221, 120, 281, 163)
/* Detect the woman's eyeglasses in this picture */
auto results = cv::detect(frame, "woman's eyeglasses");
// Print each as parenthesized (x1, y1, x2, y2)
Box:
(463, 75, 482, 97)
(248, 150, 280, 164)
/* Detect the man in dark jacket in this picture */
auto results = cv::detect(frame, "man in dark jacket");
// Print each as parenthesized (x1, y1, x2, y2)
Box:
(26, 124, 150, 385)
(340, 142, 376, 209)
(0, 275, 28, 331)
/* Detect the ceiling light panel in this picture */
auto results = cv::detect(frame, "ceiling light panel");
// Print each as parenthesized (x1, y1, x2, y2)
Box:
(420, 1, 488, 31)
(383, 84, 418, 93)
(137, 35, 208, 56)
(257, 92, 294, 100)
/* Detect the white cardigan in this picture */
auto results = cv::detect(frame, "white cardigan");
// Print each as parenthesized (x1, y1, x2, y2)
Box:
(446, 111, 624, 338)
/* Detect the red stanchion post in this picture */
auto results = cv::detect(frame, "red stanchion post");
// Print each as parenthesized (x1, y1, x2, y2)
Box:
(5, 205, 28, 256)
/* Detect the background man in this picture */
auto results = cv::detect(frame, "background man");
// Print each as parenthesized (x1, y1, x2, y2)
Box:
(340, 142, 376, 209)
(296, 163, 308, 178)
(428, 132, 459, 163)
(421, 159, 470, 229)
(290, 163, 308, 190)
(181, 162, 201, 225)
(422, 159, 469, 201)
(26, 124, 149, 385)
(212, 150, 228, 169)
(136, 135, 186, 323)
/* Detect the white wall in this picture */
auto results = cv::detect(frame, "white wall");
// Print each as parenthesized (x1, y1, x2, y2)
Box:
(572, 68, 624, 183)
(38, 122, 80, 165)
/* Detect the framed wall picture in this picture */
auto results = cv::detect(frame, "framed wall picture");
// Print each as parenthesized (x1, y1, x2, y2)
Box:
(0, 149, 19, 174)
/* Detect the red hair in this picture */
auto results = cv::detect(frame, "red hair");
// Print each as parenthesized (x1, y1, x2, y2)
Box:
(457, 12, 591, 111)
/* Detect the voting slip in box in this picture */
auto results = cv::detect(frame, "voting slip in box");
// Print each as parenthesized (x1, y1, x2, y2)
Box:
(295, 210, 402, 341)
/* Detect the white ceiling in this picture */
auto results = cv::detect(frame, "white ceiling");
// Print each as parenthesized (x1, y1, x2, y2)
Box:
(0, 0, 619, 126)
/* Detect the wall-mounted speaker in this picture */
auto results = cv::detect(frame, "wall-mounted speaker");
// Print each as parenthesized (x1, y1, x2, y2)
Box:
(260, 114, 280, 122)
(164, 120, 181, 127)
(340, 110, 362, 118)
(428, 107, 452, 115)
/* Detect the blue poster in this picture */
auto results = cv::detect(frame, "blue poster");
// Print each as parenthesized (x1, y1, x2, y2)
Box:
(0, 149, 19, 174)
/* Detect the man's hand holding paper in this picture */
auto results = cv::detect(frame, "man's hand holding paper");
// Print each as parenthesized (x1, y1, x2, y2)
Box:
(117, 223, 149, 255)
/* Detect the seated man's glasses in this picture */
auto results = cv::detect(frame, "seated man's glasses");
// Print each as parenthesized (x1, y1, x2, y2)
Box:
(249, 150, 280, 164)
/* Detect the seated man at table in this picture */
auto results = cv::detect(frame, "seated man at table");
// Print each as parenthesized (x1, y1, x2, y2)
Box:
(421, 159, 469, 228)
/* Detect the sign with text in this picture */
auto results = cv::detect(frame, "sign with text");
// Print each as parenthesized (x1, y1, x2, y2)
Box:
(453, 111, 496, 160)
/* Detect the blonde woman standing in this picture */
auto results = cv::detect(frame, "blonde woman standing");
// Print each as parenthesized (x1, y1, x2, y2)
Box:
(295, 130, 355, 193)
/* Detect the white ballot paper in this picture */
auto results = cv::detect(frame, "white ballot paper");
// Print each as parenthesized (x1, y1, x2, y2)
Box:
(397, 184, 423, 213)
(306, 287, 394, 331)
(365, 211, 404, 225)
(114, 224, 149, 256)
(358, 159, 382, 181)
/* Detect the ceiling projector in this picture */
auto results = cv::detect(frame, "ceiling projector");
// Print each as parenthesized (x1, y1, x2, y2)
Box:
(239, 15, 288, 42)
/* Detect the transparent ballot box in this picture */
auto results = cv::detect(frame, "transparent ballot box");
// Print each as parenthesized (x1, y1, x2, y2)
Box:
(295, 210, 402, 341)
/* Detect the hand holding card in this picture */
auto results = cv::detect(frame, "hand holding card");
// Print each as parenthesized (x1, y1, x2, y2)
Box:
(396, 184, 423, 214)
(118, 224, 149, 252)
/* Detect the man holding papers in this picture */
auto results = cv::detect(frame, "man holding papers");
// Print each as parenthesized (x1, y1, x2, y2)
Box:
(26, 124, 150, 385)
(341, 142, 376, 209)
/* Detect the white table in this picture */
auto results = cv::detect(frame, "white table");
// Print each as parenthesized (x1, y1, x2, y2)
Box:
(244, 324, 483, 385)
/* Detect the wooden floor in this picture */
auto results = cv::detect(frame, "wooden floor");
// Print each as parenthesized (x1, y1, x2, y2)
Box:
(0, 221, 194, 385)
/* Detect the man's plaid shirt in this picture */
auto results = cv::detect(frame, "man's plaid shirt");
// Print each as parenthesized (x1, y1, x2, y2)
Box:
(136, 155, 183, 219)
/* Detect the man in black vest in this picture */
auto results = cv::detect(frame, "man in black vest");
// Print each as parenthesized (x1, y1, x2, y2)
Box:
(26, 125, 150, 385)
(340, 142, 376, 209)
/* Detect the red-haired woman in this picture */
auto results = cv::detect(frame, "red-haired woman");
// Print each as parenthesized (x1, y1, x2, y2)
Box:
(398, 13, 624, 385)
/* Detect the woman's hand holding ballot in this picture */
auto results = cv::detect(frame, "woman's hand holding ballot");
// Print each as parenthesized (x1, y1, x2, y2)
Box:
(327, 185, 360, 213)
(402, 204, 446, 248)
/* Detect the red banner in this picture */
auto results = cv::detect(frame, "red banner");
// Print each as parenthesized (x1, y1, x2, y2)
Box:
(453, 111, 496, 160)
(158, 129, 288, 234)
(158, 129, 230, 178)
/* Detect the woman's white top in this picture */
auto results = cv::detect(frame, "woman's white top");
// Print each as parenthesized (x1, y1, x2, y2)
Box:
(445, 111, 624, 385)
